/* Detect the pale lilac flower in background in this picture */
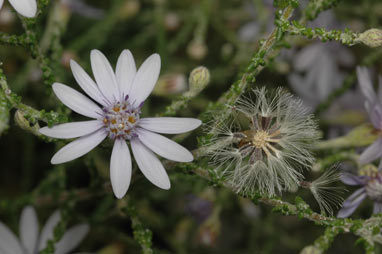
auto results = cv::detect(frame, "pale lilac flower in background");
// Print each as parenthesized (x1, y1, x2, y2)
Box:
(185, 194, 213, 224)
(61, 0, 104, 19)
(238, 1, 274, 43)
(337, 167, 382, 218)
(39, 49, 201, 199)
(0, 206, 89, 254)
(288, 11, 355, 111)
(0, 0, 37, 18)
(308, 10, 342, 30)
(288, 42, 354, 111)
(356, 67, 382, 165)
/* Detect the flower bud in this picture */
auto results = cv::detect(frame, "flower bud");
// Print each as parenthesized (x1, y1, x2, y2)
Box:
(61, 50, 78, 69)
(58, 0, 72, 22)
(0, 7, 16, 27)
(187, 40, 207, 60)
(14, 110, 31, 131)
(189, 66, 210, 94)
(15, 110, 40, 135)
(196, 211, 221, 246)
(119, 0, 140, 19)
(164, 12, 180, 31)
(357, 29, 382, 48)
(300, 246, 322, 254)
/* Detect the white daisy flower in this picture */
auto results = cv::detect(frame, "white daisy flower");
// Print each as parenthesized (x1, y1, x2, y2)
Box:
(0, 206, 89, 254)
(0, 0, 37, 18)
(40, 49, 202, 199)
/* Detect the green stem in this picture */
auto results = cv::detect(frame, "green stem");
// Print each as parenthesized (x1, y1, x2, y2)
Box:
(0, 67, 66, 128)
(121, 198, 154, 254)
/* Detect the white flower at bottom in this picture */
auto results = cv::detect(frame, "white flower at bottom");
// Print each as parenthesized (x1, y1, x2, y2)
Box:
(0, 0, 37, 18)
(40, 49, 201, 199)
(0, 206, 89, 254)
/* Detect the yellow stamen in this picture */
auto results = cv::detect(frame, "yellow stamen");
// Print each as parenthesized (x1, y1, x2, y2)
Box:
(128, 116, 136, 123)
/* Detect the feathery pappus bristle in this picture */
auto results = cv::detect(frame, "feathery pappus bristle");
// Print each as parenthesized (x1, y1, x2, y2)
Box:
(204, 87, 320, 196)
(302, 166, 346, 216)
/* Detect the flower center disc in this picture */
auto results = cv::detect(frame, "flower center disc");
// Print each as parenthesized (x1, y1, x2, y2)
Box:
(251, 130, 269, 148)
(366, 172, 382, 202)
(102, 101, 140, 140)
(236, 115, 282, 163)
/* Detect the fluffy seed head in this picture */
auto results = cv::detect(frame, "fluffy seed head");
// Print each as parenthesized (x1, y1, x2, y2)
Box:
(205, 87, 319, 196)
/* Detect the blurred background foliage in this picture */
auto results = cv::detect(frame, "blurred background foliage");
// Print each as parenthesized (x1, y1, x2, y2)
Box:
(1, 0, 382, 253)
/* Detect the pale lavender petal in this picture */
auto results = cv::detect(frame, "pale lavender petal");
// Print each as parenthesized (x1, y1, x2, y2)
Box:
(369, 104, 382, 129)
(38, 211, 61, 251)
(51, 129, 107, 164)
(289, 74, 314, 102)
(0, 222, 23, 254)
(90, 49, 119, 103)
(340, 172, 364, 186)
(52, 83, 103, 119)
(9, 0, 37, 18)
(136, 128, 193, 162)
(116, 50, 136, 100)
(359, 138, 382, 165)
(139, 117, 201, 134)
(365, 101, 372, 115)
(337, 203, 362, 218)
(129, 54, 161, 106)
(316, 54, 336, 99)
(238, 21, 260, 42)
(337, 188, 367, 218)
(357, 66, 376, 105)
(70, 60, 107, 106)
(39, 120, 103, 139)
(54, 224, 89, 254)
(20, 206, 39, 253)
(62, 0, 104, 19)
(293, 44, 322, 71)
(110, 139, 132, 199)
(373, 202, 382, 214)
(131, 138, 171, 189)
(342, 188, 367, 207)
